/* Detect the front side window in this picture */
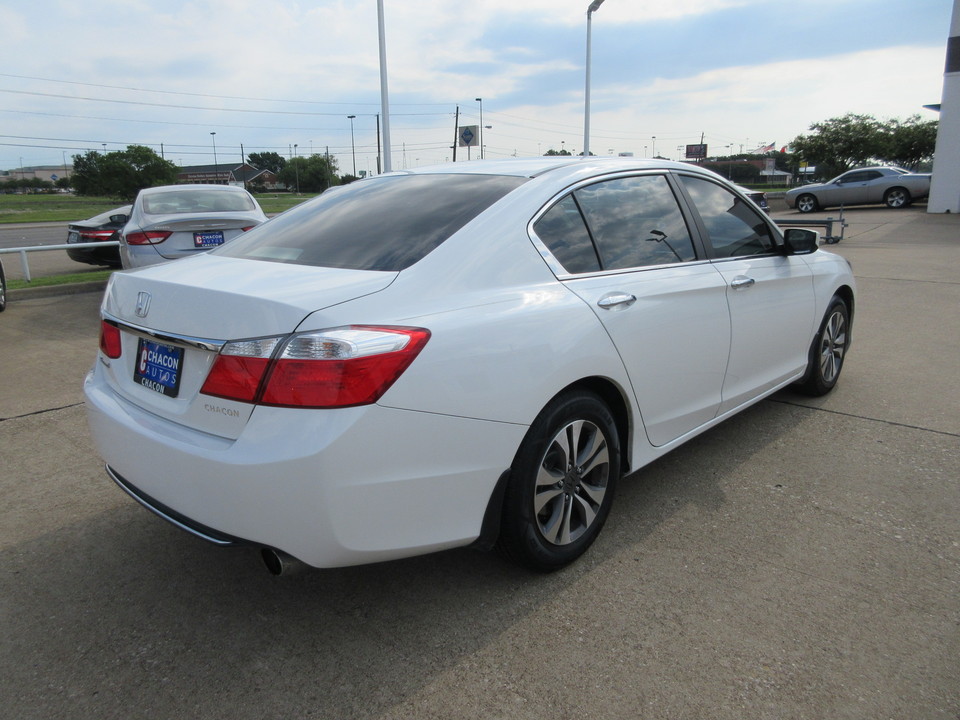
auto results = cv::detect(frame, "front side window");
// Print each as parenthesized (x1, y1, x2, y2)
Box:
(680, 176, 776, 258)
(533, 174, 696, 274)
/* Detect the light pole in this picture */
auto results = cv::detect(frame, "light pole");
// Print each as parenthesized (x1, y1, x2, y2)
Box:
(347, 115, 357, 176)
(377, 0, 392, 172)
(652, 136, 656, 158)
(583, 0, 605, 157)
(210, 132, 219, 184)
(293, 144, 300, 193)
(475, 98, 484, 159)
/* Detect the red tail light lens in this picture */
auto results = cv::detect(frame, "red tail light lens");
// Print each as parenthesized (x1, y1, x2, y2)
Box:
(199, 337, 281, 403)
(80, 230, 116, 241)
(99, 321, 122, 359)
(125, 231, 172, 245)
(199, 326, 430, 409)
(241, 226, 255, 232)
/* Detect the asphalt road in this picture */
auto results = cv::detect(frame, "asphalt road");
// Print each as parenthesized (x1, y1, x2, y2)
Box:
(1, 206, 958, 719)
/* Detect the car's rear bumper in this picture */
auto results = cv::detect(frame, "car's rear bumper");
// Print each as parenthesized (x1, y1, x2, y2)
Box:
(84, 364, 526, 568)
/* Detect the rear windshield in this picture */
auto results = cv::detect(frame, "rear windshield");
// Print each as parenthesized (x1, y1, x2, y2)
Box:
(215, 174, 528, 271)
(142, 189, 256, 214)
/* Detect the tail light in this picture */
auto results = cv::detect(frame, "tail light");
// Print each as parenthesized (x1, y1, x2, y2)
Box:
(99, 320, 122, 359)
(80, 230, 116, 241)
(200, 326, 430, 409)
(125, 231, 172, 245)
(241, 226, 256, 232)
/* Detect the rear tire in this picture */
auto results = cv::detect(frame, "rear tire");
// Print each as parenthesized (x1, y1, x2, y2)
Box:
(884, 187, 911, 208)
(0, 260, 7, 312)
(497, 390, 620, 572)
(795, 296, 849, 396)
(796, 194, 819, 213)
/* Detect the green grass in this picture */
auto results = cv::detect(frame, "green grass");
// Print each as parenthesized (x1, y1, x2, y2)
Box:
(0, 195, 125, 223)
(8, 269, 113, 290)
(0, 191, 316, 224)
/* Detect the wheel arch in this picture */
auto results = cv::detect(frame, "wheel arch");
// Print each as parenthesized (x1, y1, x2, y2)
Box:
(884, 185, 911, 206)
(834, 284, 855, 333)
(470, 374, 634, 553)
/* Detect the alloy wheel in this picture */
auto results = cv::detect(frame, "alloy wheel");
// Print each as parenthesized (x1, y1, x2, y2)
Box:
(534, 419, 610, 545)
(818, 309, 847, 383)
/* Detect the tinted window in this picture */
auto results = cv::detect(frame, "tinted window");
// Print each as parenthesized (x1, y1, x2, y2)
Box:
(680, 176, 776, 258)
(217, 174, 526, 272)
(576, 175, 696, 269)
(142, 189, 256, 214)
(532, 195, 601, 273)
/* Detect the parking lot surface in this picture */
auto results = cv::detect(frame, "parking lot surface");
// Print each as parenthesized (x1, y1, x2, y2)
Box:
(1, 206, 958, 719)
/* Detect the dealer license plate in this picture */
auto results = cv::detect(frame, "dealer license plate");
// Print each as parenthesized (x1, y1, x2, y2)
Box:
(133, 338, 184, 398)
(194, 230, 225, 247)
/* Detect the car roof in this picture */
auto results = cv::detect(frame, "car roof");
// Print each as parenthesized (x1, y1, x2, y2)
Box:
(139, 184, 248, 196)
(380, 156, 721, 182)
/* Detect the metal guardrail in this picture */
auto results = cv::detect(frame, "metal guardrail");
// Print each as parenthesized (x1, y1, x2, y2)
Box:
(0, 241, 119, 282)
(774, 208, 848, 244)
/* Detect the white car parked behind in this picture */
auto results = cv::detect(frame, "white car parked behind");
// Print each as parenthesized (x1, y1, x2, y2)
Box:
(119, 184, 267, 268)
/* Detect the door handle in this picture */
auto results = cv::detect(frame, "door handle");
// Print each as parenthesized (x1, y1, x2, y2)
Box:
(730, 276, 755, 290)
(597, 292, 637, 309)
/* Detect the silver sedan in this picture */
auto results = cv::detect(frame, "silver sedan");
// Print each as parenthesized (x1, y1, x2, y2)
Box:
(785, 166, 931, 213)
(120, 185, 268, 268)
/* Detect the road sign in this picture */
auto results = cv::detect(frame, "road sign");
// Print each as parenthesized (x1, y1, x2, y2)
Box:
(459, 125, 478, 147)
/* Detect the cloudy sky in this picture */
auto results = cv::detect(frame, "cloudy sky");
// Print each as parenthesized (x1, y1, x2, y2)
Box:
(0, 0, 952, 175)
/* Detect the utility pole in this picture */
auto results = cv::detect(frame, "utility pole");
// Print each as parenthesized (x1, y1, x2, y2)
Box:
(452, 105, 459, 162)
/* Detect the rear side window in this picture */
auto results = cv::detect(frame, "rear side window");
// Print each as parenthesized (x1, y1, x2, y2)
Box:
(532, 195, 601, 273)
(679, 176, 776, 258)
(533, 174, 696, 274)
(217, 174, 527, 271)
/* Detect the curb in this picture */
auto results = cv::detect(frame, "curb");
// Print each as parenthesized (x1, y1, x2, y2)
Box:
(9, 280, 108, 302)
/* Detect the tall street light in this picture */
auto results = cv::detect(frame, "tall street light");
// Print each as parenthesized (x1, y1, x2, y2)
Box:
(210, 132, 219, 184)
(294, 144, 301, 194)
(347, 115, 357, 176)
(475, 98, 484, 159)
(582, 0, 605, 157)
(377, 0, 392, 172)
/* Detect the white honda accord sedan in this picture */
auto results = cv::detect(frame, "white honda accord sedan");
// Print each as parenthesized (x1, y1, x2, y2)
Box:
(85, 158, 855, 573)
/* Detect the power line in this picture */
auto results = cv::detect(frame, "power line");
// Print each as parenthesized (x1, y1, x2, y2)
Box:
(0, 72, 454, 108)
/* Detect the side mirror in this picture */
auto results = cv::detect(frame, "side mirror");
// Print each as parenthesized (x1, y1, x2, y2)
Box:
(783, 228, 819, 255)
(110, 214, 128, 224)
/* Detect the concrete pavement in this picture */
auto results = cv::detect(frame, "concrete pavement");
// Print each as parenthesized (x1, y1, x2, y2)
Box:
(1, 206, 958, 719)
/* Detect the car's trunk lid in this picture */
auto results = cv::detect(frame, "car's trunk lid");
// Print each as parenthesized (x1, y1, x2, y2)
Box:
(99, 254, 396, 438)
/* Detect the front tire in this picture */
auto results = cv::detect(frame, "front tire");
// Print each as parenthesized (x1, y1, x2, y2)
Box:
(0, 260, 7, 312)
(796, 193, 819, 213)
(795, 296, 849, 396)
(884, 187, 911, 208)
(497, 390, 620, 572)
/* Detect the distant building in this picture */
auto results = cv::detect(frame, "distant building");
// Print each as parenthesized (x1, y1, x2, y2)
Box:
(176, 163, 280, 189)
(3, 165, 73, 182)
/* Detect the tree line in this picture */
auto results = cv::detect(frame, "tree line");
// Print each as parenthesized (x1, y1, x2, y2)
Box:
(791, 113, 937, 180)
(63, 146, 348, 200)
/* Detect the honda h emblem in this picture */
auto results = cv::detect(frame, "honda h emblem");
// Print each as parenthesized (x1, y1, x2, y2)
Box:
(135, 291, 152, 318)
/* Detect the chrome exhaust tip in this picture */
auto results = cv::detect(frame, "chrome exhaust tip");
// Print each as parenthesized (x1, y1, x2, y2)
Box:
(260, 547, 302, 576)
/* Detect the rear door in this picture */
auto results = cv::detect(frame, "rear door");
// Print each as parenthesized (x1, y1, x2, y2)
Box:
(530, 173, 730, 447)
